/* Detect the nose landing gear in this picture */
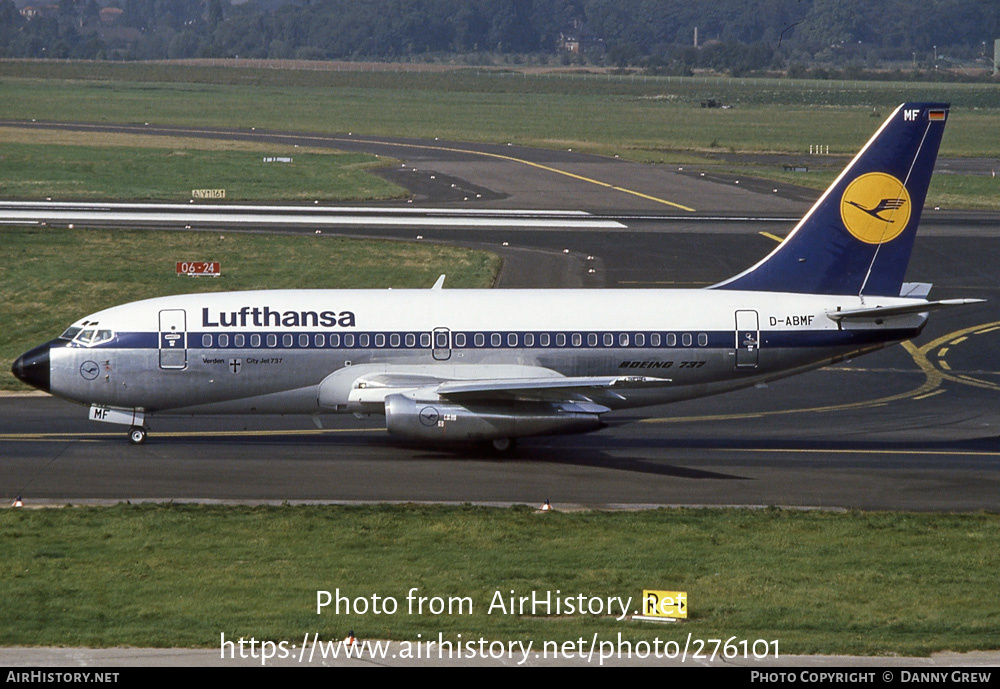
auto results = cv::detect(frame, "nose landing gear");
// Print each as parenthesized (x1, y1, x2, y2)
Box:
(86, 405, 146, 445)
(128, 426, 148, 445)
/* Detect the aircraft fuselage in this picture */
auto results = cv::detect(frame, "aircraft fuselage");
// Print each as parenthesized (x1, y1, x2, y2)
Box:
(27, 288, 924, 416)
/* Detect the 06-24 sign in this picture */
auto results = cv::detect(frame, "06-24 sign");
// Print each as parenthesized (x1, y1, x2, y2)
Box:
(176, 262, 220, 277)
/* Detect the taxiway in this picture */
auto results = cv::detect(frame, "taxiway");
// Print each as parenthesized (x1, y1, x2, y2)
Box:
(1, 121, 998, 512)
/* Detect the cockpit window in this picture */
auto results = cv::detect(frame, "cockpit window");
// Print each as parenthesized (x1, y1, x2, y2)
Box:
(59, 326, 82, 341)
(72, 329, 115, 347)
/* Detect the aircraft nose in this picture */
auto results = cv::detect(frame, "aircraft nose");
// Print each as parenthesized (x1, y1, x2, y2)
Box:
(11, 342, 51, 393)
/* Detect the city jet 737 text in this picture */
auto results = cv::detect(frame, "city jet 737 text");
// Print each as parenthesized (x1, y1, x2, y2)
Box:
(12, 103, 983, 451)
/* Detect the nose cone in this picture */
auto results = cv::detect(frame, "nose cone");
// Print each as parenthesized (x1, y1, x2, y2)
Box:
(11, 342, 51, 393)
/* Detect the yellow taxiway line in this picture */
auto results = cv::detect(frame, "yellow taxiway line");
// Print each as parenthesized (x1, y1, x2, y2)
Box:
(642, 320, 1000, 425)
(23, 121, 697, 213)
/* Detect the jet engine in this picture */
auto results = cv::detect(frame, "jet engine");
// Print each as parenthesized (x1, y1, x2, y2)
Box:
(383, 393, 604, 444)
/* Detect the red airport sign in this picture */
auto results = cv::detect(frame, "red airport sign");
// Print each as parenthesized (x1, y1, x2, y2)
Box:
(176, 262, 220, 277)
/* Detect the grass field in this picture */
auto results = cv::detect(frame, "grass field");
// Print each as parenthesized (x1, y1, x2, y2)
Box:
(0, 128, 405, 202)
(1, 61, 997, 207)
(1, 226, 501, 390)
(1, 503, 998, 655)
(1, 62, 998, 158)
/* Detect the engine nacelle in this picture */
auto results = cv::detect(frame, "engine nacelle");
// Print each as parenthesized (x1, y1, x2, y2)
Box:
(384, 394, 603, 443)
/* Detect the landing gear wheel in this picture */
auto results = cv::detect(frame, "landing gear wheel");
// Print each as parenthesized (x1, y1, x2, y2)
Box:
(128, 426, 147, 445)
(491, 437, 516, 453)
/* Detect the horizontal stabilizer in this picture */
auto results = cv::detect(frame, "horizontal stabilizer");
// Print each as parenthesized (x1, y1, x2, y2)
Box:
(827, 298, 985, 322)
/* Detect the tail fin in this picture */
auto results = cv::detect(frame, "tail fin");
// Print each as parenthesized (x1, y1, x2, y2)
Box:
(712, 103, 949, 297)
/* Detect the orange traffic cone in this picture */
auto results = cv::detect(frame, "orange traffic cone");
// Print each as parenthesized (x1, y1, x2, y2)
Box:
(539, 500, 552, 512)
(343, 630, 356, 645)
(11, 495, 24, 508)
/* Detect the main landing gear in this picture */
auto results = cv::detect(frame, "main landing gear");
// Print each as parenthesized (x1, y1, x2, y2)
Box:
(490, 437, 517, 453)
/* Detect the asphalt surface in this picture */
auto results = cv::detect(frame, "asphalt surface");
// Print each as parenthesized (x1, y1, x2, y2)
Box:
(2, 120, 999, 513)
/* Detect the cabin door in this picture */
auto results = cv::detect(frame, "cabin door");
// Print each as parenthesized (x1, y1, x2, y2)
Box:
(159, 309, 188, 370)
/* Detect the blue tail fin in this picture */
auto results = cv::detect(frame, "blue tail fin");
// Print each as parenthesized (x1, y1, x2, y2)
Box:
(712, 103, 949, 297)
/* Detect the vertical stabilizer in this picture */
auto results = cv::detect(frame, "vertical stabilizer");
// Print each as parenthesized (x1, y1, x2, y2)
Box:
(712, 103, 949, 297)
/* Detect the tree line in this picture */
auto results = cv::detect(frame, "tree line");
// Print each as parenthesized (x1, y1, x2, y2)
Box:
(2, 0, 997, 76)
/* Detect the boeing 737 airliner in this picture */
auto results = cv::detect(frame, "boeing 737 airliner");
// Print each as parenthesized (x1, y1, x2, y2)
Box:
(11, 103, 982, 451)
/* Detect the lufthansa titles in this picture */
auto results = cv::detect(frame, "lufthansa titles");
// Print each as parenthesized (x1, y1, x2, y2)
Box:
(202, 306, 356, 329)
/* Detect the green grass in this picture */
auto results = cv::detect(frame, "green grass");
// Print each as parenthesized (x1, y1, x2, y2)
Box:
(1, 65, 998, 158)
(1, 62, 998, 207)
(0, 141, 404, 202)
(1, 226, 501, 390)
(1, 503, 998, 655)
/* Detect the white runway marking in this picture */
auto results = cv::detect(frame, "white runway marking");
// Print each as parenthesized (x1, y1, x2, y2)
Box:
(0, 202, 626, 229)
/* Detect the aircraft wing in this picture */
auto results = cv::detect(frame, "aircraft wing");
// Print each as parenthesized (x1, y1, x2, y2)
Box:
(436, 375, 669, 403)
(326, 365, 670, 411)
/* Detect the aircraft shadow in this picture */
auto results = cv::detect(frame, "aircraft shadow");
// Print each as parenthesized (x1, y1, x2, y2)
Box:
(397, 442, 750, 480)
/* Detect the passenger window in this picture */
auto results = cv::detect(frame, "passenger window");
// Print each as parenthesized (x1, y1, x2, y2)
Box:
(344, 334, 355, 347)
(314, 334, 325, 347)
(300, 334, 310, 347)
(390, 333, 400, 347)
(420, 333, 431, 347)
(375, 334, 385, 347)
(508, 333, 518, 347)
(454, 333, 466, 347)
(604, 333, 614, 347)
(282, 334, 293, 347)
(250, 334, 261, 347)
(405, 333, 415, 347)
(556, 333, 566, 347)
(474, 333, 485, 347)
(650, 333, 660, 347)
(329, 334, 340, 347)
(635, 333, 645, 347)
(540, 333, 550, 346)
(524, 333, 534, 347)
(619, 333, 629, 347)
(491, 333, 501, 347)
(267, 334, 277, 347)
(219, 334, 229, 347)
(666, 333, 676, 347)
(572, 333, 582, 347)
(588, 333, 597, 347)
(234, 334, 245, 347)
(359, 334, 370, 347)
(698, 333, 708, 347)
(202, 334, 212, 348)
(682, 333, 693, 347)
